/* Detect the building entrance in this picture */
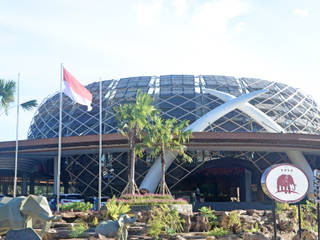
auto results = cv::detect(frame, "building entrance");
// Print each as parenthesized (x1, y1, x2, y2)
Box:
(172, 158, 260, 203)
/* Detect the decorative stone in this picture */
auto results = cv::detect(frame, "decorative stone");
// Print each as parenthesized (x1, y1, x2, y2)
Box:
(179, 213, 192, 232)
(5, 228, 41, 240)
(130, 204, 193, 214)
(242, 232, 269, 240)
(189, 212, 210, 232)
(292, 229, 317, 240)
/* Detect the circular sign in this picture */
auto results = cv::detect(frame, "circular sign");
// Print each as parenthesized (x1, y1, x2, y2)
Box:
(261, 163, 309, 203)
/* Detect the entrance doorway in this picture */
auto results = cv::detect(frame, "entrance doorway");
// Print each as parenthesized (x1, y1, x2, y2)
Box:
(172, 157, 260, 203)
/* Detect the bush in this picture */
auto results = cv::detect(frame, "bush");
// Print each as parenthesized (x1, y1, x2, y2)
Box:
(61, 202, 92, 212)
(69, 220, 88, 238)
(106, 195, 131, 220)
(199, 206, 218, 229)
(245, 223, 259, 233)
(92, 216, 99, 226)
(148, 205, 184, 239)
(208, 227, 230, 237)
(118, 193, 188, 205)
(228, 211, 241, 233)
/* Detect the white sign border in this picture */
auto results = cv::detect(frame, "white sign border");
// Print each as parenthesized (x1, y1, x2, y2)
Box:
(261, 163, 310, 203)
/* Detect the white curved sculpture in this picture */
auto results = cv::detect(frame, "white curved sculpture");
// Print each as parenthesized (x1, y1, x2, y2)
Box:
(203, 88, 314, 194)
(140, 88, 314, 195)
(140, 89, 267, 192)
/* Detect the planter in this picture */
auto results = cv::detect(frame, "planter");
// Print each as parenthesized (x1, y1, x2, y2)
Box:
(130, 204, 192, 214)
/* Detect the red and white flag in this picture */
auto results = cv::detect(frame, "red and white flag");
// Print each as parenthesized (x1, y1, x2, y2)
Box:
(63, 67, 93, 111)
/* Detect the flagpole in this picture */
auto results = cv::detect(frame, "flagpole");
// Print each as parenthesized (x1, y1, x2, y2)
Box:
(57, 63, 63, 213)
(13, 73, 20, 198)
(98, 77, 102, 210)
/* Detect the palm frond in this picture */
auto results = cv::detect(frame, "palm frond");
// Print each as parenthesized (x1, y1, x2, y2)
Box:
(21, 99, 38, 111)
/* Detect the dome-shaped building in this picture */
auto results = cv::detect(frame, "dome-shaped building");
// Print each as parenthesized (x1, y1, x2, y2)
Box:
(2, 75, 320, 206)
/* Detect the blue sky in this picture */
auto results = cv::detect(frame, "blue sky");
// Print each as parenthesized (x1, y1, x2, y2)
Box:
(1, 0, 319, 141)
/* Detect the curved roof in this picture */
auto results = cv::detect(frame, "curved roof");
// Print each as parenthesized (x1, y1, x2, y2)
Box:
(28, 75, 320, 139)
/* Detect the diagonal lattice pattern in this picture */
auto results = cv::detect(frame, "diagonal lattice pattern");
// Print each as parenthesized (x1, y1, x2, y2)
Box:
(28, 75, 320, 138)
(27, 75, 320, 195)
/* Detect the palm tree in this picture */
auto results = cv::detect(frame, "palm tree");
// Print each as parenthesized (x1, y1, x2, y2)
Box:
(145, 116, 192, 195)
(114, 89, 157, 195)
(0, 79, 38, 116)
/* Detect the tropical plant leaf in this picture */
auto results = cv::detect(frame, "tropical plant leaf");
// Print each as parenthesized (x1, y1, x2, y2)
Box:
(21, 99, 38, 111)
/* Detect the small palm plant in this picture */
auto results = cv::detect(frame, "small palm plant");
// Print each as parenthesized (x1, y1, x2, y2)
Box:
(114, 89, 157, 195)
(145, 116, 192, 195)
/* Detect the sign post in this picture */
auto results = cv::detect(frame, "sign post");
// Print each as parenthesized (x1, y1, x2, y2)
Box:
(272, 200, 277, 240)
(313, 169, 320, 240)
(261, 163, 310, 240)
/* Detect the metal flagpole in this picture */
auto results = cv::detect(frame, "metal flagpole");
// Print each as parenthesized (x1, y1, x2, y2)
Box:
(13, 73, 20, 198)
(57, 63, 63, 213)
(98, 78, 102, 210)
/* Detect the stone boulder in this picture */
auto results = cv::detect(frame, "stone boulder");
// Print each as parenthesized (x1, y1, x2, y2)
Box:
(179, 213, 192, 232)
(5, 228, 41, 240)
(189, 212, 210, 232)
(292, 229, 317, 240)
(242, 232, 269, 240)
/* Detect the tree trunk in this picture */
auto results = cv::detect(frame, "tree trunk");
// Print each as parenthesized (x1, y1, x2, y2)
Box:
(160, 143, 166, 195)
(130, 144, 136, 195)
(121, 138, 139, 196)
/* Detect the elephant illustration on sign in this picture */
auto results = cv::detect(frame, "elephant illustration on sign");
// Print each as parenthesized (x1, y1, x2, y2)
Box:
(95, 212, 141, 240)
(277, 174, 297, 194)
(0, 195, 59, 237)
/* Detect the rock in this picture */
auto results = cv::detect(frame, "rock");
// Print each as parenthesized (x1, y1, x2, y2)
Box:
(242, 232, 269, 240)
(292, 229, 317, 240)
(60, 211, 77, 223)
(179, 213, 191, 232)
(218, 212, 229, 229)
(5, 228, 41, 240)
(205, 236, 216, 240)
(51, 222, 74, 229)
(97, 233, 109, 239)
(75, 211, 89, 221)
(44, 228, 72, 240)
(168, 235, 186, 240)
(218, 233, 241, 240)
(190, 212, 210, 232)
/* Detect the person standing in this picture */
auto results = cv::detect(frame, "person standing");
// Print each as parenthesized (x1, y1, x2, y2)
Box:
(196, 187, 201, 202)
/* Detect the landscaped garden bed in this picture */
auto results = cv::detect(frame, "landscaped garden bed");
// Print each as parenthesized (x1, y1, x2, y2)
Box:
(37, 197, 319, 240)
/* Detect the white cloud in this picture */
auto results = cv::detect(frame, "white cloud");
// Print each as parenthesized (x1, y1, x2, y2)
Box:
(293, 8, 309, 18)
(235, 21, 246, 32)
(173, 0, 188, 16)
(135, 1, 164, 26)
(191, 0, 250, 36)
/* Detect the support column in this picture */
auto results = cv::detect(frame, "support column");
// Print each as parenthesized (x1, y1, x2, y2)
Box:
(3, 182, 8, 195)
(63, 178, 69, 194)
(22, 172, 28, 196)
(245, 169, 252, 202)
(29, 176, 34, 194)
(54, 157, 58, 195)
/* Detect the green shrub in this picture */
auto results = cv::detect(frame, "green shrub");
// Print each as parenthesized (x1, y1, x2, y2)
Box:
(118, 193, 188, 205)
(69, 220, 88, 238)
(228, 211, 241, 233)
(148, 205, 184, 239)
(301, 200, 317, 232)
(92, 216, 99, 226)
(199, 206, 218, 229)
(208, 227, 230, 237)
(245, 223, 259, 233)
(61, 202, 92, 212)
(276, 202, 290, 214)
(106, 195, 131, 220)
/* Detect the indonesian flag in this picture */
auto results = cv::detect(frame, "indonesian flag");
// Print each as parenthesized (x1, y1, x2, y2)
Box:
(63, 67, 93, 111)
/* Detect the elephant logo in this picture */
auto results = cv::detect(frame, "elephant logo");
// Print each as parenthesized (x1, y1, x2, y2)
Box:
(276, 174, 297, 194)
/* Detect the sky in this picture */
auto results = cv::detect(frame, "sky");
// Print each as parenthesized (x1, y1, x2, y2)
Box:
(0, 0, 319, 141)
